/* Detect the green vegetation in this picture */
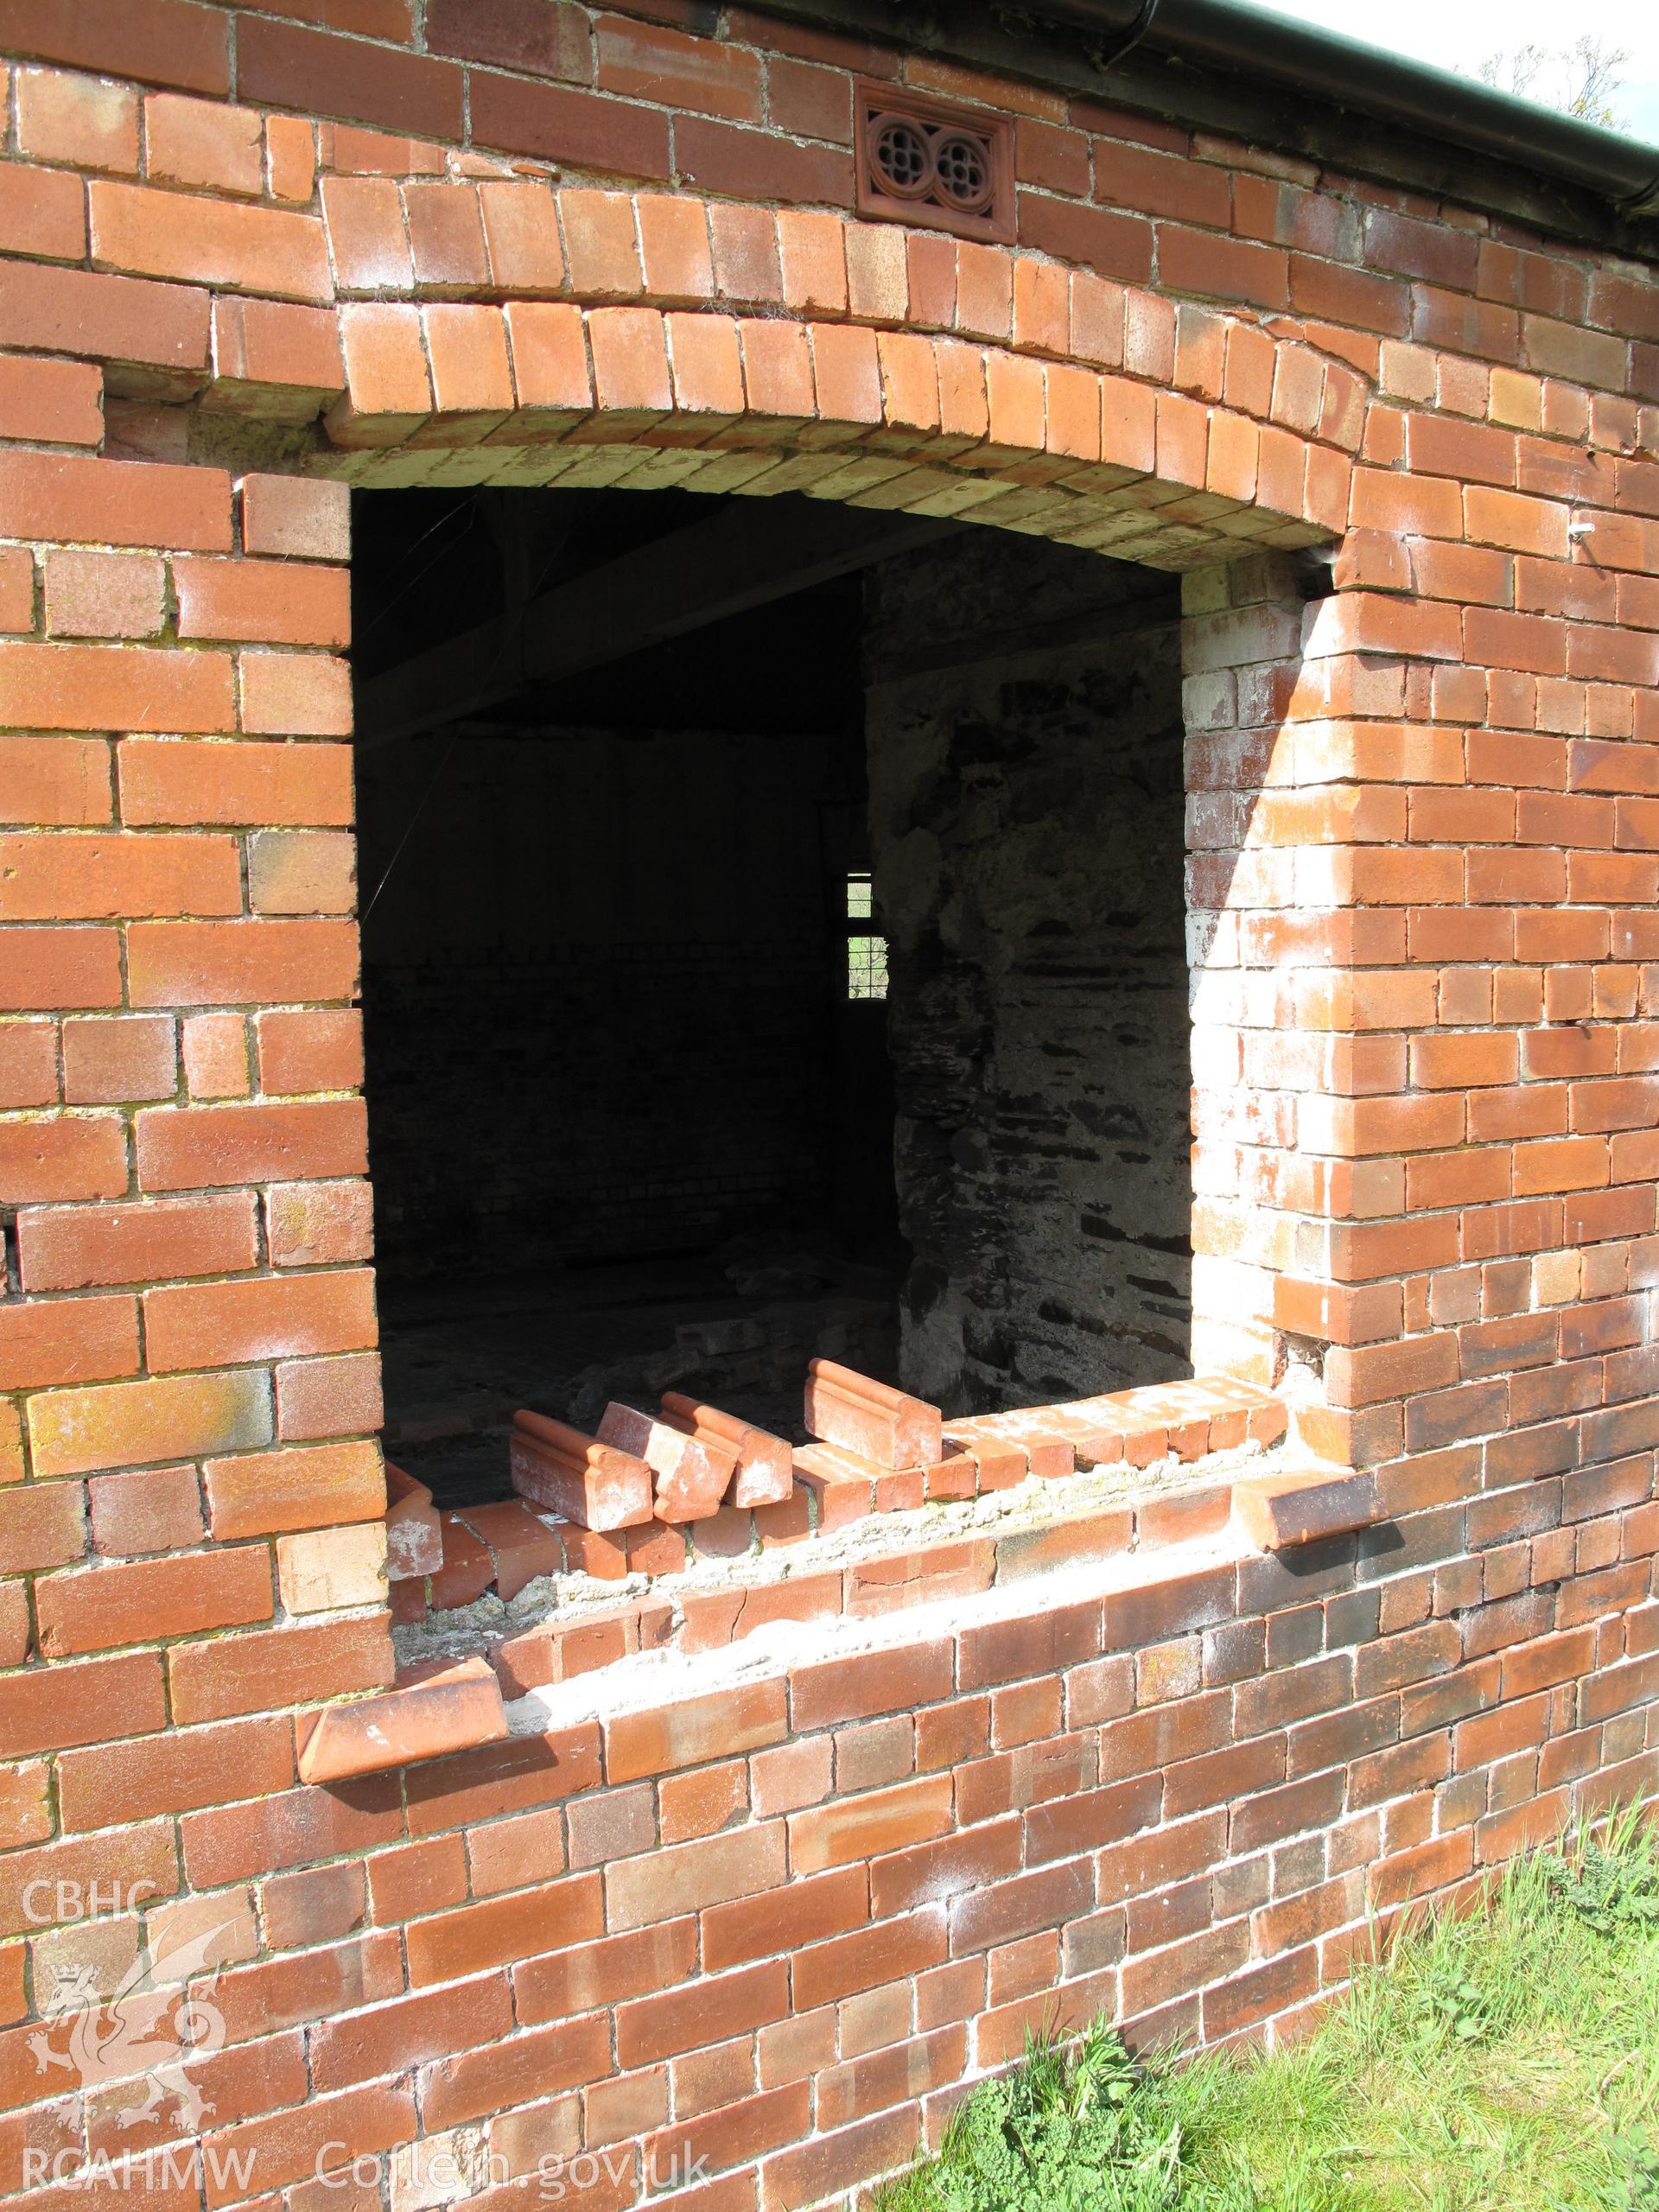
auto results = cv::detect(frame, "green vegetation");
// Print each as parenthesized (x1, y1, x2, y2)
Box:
(877, 1810, 1659, 2212)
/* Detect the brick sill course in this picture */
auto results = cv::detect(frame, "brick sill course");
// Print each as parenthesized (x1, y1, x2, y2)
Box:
(296, 1382, 1380, 1787)
(289, 1380, 1389, 1796)
(498, 1465, 1384, 1754)
(474, 1446, 1383, 1700)
(304, 1459, 1381, 1786)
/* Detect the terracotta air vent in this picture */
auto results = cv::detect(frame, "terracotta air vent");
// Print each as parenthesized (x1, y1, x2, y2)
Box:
(855, 83, 1014, 245)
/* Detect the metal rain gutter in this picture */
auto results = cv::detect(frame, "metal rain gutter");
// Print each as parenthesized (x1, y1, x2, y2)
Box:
(1029, 0, 1659, 217)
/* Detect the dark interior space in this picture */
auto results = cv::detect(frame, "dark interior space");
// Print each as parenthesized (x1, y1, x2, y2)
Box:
(353, 488, 1191, 1509)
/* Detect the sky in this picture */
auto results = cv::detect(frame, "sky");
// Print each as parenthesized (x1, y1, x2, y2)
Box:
(1237, 0, 1659, 143)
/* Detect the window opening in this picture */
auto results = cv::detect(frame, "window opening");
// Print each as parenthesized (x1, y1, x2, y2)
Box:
(844, 871, 889, 1001)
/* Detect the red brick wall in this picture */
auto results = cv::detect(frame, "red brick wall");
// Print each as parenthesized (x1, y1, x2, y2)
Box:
(1, 5, 1656, 2207)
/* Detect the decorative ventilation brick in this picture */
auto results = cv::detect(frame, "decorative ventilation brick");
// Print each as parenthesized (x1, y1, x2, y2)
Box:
(855, 82, 1014, 245)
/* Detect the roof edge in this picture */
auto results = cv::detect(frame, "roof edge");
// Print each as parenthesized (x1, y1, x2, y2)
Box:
(740, 0, 1659, 255)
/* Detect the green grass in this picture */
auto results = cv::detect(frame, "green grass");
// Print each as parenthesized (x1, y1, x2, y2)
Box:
(876, 1808, 1659, 2212)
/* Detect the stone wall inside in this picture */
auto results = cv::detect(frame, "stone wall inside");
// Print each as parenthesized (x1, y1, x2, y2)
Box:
(868, 536, 1189, 1411)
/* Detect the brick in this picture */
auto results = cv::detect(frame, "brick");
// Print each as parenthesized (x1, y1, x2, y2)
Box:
(181, 1010, 248, 1100)
(169, 1613, 393, 1726)
(0, 1290, 137, 1393)
(598, 15, 763, 121)
(0, 259, 210, 372)
(466, 1800, 570, 1897)
(479, 180, 567, 295)
(0, 737, 111, 830)
(0, 643, 232, 733)
(959, 1599, 1101, 1690)
(0, 161, 87, 263)
(804, 1358, 943, 1468)
(0, 449, 230, 552)
(276, 1350, 383, 1442)
(0, 832, 240, 923)
(266, 113, 316, 204)
(16, 67, 140, 172)
(607, 1821, 787, 1932)
(515, 1918, 696, 2025)
(118, 738, 353, 828)
(1026, 1772, 1162, 1865)
(471, 71, 670, 178)
(20, 1192, 258, 1294)
(0, 0, 227, 92)
(597, 1401, 736, 1522)
(257, 1009, 365, 1096)
(255, 1859, 364, 1955)
(137, 1096, 365, 1192)
(241, 477, 349, 563)
(422, 2012, 608, 2133)
(865, 1820, 1020, 1926)
(267, 1179, 373, 1268)
(280, 1518, 386, 1612)
(0, 1758, 51, 1847)
(0, 1815, 178, 1940)
(86, 1463, 204, 1556)
(241, 11, 463, 137)
(143, 1268, 377, 1371)
(790, 1776, 953, 1873)
(791, 1640, 954, 1731)
(175, 559, 350, 648)
(424, 302, 514, 413)
(617, 1959, 788, 2066)
(0, 354, 104, 446)
(511, 1411, 653, 1532)
(0, 1020, 58, 1109)
(406, 1872, 603, 1986)
(0, 1649, 165, 1760)
(247, 830, 356, 917)
(36, 1544, 272, 1656)
(298, 1653, 505, 1786)
(202, 2081, 415, 2202)
(29, 1367, 271, 1478)
(0, 1477, 86, 1573)
(59, 1014, 172, 1106)
(212, 296, 343, 403)
(607, 1680, 786, 1783)
(0, 1115, 127, 1204)
(0, 546, 31, 637)
(45, 550, 165, 640)
(144, 92, 262, 194)
(588, 304, 672, 411)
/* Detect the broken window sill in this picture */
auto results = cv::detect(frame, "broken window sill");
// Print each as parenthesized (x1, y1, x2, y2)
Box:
(378, 1377, 1384, 1713)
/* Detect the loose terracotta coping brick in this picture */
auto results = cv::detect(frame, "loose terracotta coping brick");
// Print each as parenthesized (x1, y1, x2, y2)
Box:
(596, 1399, 735, 1522)
(804, 1357, 944, 1470)
(296, 1655, 507, 1784)
(660, 1389, 793, 1506)
(383, 1459, 441, 1581)
(1232, 1465, 1382, 1551)
(509, 1408, 654, 1530)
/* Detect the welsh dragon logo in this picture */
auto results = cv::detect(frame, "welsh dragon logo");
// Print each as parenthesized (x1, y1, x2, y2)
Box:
(30, 1916, 233, 2133)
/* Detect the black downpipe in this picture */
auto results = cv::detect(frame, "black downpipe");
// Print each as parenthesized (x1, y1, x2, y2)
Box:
(1029, 0, 1659, 216)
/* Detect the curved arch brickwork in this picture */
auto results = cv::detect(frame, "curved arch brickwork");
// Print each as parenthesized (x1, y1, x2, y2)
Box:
(0, 11, 1656, 2208)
